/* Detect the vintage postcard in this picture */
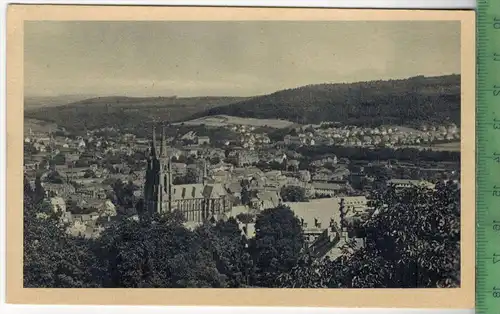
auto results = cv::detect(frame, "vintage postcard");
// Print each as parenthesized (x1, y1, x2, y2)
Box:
(6, 5, 475, 308)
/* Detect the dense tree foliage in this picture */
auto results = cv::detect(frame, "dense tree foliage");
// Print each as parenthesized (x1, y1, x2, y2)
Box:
(252, 205, 305, 287)
(297, 145, 460, 163)
(274, 182, 461, 288)
(45, 171, 65, 184)
(26, 76, 459, 136)
(280, 186, 308, 202)
(24, 142, 38, 156)
(111, 180, 139, 209)
(195, 218, 254, 287)
(354, 181, 461, 288)
(209, 156, 221, 165)
(51, 153, 66, 166)
(194, 75, 460, 127)
(25, 96, 248, 135)
(24, 178, 99, 287)
(97, 211, 225, 288)
(236, 213, 255, 224)
(172, 168, 199, 185)
(24, 177, 460, 288)
(33, 174, 45, 204)
(240, 186, 251, 206)
(240, 179, 252, 206)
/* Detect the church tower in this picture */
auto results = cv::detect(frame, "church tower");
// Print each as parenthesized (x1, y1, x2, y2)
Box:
(158, 125, 173, 213)
(144, 124, 173, 214)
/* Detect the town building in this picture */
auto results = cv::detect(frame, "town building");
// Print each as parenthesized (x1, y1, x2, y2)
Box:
(230, 149, 259, 167)
(387, 179, 435, 190)
(143, 126, 232, 224)
(312, 182, 346, 197)
(197, 136, 211, 145)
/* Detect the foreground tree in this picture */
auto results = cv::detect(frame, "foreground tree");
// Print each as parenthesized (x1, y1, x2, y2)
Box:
(274, 182, 460, 288)
(23, 186, 98, 287)
(326, 182, 461, 288)
(172, 169, 198, 185)
(33, 174, 45, 204)
(280, 186, 308, 202)
(275, 254, 327, 288)
(196, 218, 254, 287)
(97, 211, 226, 288)
(251, 205, 304, 287)
(236, 212, 255, 224)
(240, 185, 251, 206)
(111, 179, 138, 209)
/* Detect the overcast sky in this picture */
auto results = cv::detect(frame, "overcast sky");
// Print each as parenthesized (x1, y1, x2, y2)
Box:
(24, 21, 460, 98)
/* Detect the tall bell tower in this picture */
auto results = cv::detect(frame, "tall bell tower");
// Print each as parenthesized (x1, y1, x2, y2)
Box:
(144, 124, 173, 214)
(158, 124, 173, 213)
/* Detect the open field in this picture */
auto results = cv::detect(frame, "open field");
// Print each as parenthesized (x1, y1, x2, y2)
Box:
(176, 115, 296, 129)
(24, 96, 250, 132)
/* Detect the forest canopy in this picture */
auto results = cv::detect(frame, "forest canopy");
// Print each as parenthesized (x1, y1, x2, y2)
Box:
(24, 75, 460, 133)
(24, 176, 460, 289)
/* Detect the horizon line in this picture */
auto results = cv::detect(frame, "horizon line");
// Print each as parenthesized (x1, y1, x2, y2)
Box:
(24, 72, 461, 100)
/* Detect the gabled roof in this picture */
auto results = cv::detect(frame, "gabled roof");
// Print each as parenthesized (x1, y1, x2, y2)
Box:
(388, 179, 422, 184)
(172, 183, 228, 200)
(204, 184, 227, 198)
(286, 199, 342, 230)
(203, 185, 214, 198)
(341, 196, 368, 206)
(256, 190, 280, 208)
(172, 184, 205, 200)
(83, 198, 106, 209)
(312, 182, 343, 190)
(227, 182, 242, 194)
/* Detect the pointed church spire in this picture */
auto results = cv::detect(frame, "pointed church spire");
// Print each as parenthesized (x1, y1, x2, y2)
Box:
(160, 123, 168, 158)
(151, 124, 157, 157)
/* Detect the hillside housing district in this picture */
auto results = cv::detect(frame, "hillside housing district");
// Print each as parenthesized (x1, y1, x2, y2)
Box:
(23, 117, 460, 262)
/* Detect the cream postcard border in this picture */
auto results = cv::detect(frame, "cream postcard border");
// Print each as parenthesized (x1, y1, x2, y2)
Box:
(6, 5, 476, 308)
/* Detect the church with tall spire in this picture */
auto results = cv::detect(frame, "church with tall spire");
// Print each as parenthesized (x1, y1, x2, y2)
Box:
(144, 125, 173, 214)
(143, 125, 232, 224)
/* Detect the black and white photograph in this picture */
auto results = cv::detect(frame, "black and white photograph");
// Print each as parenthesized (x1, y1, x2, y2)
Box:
(22, 19, 462, 290)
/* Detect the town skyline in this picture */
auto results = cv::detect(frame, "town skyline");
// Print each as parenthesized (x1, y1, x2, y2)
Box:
(22, 17, 463, 292)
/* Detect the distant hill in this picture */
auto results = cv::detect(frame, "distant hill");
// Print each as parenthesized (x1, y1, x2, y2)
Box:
(189, 75, 461, 127)
(24, 95, 98, 110)
(24, 96, 250, 133)
(24, 75, 460, 134)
